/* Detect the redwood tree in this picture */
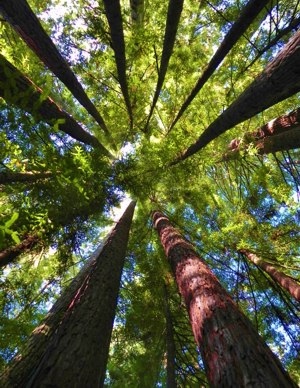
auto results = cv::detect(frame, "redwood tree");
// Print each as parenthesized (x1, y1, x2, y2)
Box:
(153, 211, 297, 387)
(1, 201, 135, 387)
(169, 0, 270, 132)
(239, 249, 300, 302)
(0, 0, 109, 133)
(173, 29, 300, 164)
(0, 54, 112, 157)
(223, 106, 300, 159)
(0, 235, 39, 267)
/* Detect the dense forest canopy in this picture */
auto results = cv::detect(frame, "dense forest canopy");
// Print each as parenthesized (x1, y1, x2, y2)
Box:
(0, 0, 300, 385)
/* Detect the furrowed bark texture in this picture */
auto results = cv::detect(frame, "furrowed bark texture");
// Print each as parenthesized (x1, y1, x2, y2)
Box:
(0, 0, 108, 133)
(1, 201, 135, 388)
(0, 171, 52, 185)
(0, 235, 39, 268)
(163, 284, 177, 388)
(153, 211, 297, 387)
(0, 251, 96, 386)
(103, 0, 133, 126)
(144, 0, 184, 132)
(169, 0, 270, 131)
(0, 55, 112, 158)
(224, 127, 300, 160)
(255, 127, 300, 154)
(175, 29, 300, 163)
(223, 107, 300, 159)
(240, 249, 300, 302)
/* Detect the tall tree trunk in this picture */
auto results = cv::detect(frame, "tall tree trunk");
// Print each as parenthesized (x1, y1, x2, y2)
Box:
(172, 29, 300, 164)
(153, 211, 297, 387)
(254, 127, 300, 154)
(223, 107, 300, 159)
(223, 127, 300, 160)
(169, 0, 270, 132)
(103, 0, 133, 127)
(1, 201, 136, 387)
(0, 54, 113, 159)
(144, 0, 184, 132)
(0, 235, 39, 267)
(163, 284, 177, 388)
(0, 171, 52, 185)
(240, 249, 300, 302)
(0, 0, 109, 133)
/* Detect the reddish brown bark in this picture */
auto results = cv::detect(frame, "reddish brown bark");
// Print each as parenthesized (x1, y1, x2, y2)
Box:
(226, 106, 300, 154)
(0, 235, 39, 267)
(1, 201, 136, 387)
(255, 127, 300, 154)
(240, 249, 300, 302)
(153, 211, 297, 387)
(0, 0, 109, 133)
(0, 54, 112, 158)
(169, 0, 270, 132)
(172, 29, 300, 164)
(223, 124, 300, 161)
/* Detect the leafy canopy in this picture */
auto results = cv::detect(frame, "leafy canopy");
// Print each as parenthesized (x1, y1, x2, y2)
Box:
(0, 0, 300, 385)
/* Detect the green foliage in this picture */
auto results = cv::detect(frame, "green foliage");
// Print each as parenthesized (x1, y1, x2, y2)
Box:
(0, 0, 300, 385)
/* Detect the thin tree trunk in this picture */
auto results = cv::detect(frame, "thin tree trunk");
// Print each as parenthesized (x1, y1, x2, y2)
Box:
(1, 201, 136, 387)
(153, 211, 297, 387)
(163, 284, 177, 388)
(103, 0, 133, 127)
(0, 54, 113, 159)
(0, 0, 109, 133)
(172, 29, 300, 164)
(0, 235, 39, 267)
(0, 171, 52, 185)
(169, 0, 270, 132)
(240, 249, 300, 302)
(144, 0, 184, 132)
(130, 0, 144, 25)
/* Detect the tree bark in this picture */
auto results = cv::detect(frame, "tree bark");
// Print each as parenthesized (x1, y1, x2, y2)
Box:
(144, 0, 184, 132)
(255, 127, 300, 154)
(153, 211, 297, 387)
(103, 0, 133, 127)
(240, 249, 300, 302)
(169, 0, 270, 132)
(173, 29, 300, 164)
(1, 201, 136, 387)
(0, 171, 52, 185)
(0, 0, 109, 133)
(0, 235, 39, 267)
(0, 54, 113, 158)
(163, 284, 177, 388)
(223, 107, 300, 159)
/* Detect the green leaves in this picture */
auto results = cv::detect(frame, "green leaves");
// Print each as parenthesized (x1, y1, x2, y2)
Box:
(0, 212, 20, 247)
